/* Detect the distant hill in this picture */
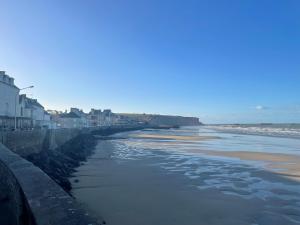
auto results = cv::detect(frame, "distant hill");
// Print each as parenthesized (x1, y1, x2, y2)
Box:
(117, 113, 202, 127)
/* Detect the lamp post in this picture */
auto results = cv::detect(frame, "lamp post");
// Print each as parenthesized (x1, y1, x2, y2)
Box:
(14, 86, 34, 130)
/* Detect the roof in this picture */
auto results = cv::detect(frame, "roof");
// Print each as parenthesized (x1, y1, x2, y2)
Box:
(20, 95, 44, 109)
(0, 72, 19, 89)
(25, 98, 44, 109)
(59, 112, 81, 118)
(0, 80, 19, 90)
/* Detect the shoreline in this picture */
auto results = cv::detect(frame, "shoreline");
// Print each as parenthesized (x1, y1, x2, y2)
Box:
(24, 125, 179, 193)
(71, 135, 300, 225)
(20, 125, 300, 224)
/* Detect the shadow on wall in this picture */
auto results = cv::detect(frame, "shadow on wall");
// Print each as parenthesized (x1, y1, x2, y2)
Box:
(0, 160, 36, 225)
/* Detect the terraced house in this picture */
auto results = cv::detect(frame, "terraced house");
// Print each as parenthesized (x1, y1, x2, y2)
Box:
(0, 71, 20, 129)
(0, 71, 52, 130)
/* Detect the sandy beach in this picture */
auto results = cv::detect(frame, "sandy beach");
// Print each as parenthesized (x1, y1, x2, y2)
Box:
(71, 141, 262, 225)
(133, 133, 220, 141)
(185, 149, 300, 182)
(70, 127, 300, 225)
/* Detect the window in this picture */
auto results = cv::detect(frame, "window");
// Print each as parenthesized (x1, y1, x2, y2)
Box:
(5, 103, 9, 116)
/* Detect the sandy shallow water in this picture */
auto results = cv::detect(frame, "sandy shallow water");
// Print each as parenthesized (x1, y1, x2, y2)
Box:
(71, 127, 300, 225)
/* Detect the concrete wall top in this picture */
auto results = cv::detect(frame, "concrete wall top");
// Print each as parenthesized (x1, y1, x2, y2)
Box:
(0, 143, 101, 225)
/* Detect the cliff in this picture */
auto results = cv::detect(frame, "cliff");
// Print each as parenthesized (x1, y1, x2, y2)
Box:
(147, 115, 201, 126)
(118, 113, 202, 127)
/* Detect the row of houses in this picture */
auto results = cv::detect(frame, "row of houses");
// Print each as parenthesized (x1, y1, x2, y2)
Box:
(0, 71, 121, 130)
(48, 108, 120, 129)
(0, 71, 52, 130)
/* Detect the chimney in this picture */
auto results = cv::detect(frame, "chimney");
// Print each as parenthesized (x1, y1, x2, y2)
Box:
(3, 74, 8, 84)
(9, 77, 14, 86)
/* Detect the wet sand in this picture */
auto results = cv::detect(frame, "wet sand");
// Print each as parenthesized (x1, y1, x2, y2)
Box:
(187, 149, 300, 182)
(71, 140, 300, 225)
(129, 132, 300, 182)
(133, 134, 219, 141)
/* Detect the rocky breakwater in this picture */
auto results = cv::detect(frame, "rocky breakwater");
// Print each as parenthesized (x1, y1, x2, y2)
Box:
(26, 133, 96, 192)
(25, 125, 150, 193)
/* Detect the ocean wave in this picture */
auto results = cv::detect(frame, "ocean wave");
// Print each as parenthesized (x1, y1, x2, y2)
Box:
(206, 124, 300, 138)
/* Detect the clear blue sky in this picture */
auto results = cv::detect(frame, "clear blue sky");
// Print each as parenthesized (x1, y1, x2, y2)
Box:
(0, 0, 299, 123)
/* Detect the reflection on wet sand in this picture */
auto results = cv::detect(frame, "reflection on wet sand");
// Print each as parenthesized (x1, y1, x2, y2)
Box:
(132, 133, 219, 141)
(129, 130, 300, 181)
(71, 127, 300, 225)
(185, 150, 300, 182)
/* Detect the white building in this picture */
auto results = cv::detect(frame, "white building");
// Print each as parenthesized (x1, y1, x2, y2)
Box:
(70, 108, 88, 127)
(0, 71, 19, 117)
(18, 95, 52, 128)
(88, 109, 104, 127)
(0, 71, 20, 129)
(26, 98, 50, 128)
(102, 109, 121, 125)
(56, 112, 83, 129)
(87, 109, 120, 127)
(46, 110, 63, 129)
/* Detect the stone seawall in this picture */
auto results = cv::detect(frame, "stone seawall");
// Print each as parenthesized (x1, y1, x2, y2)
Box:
(0, 143, 102, 225)
(0, 129, 82, 157)
(0, 128, 104, 225)
(27, 133, 97, 192)
(48, 128, 82, 150)
(0, 130, 47, 157)
(25, 125, 149, 192)
(0, 158, 36, 225)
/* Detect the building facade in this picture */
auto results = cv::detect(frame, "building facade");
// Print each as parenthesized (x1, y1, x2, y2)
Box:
(88, 109, 104, 127)
(0, 71, 20, 129)
(0, 71, 52, 130)
(87, 109, 120, 127)
(56, 112, 83, 129)
(0, 71, 124, 130)
(70, 108, 88, 127)
(17, 95, 52, 129)
(0, 71, 19, 117)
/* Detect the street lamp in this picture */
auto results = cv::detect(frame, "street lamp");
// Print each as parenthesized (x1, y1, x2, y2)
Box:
(14, 86, 34, 130)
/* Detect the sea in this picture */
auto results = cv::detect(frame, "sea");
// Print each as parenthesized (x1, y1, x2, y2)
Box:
(206, 123, 300, 139)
